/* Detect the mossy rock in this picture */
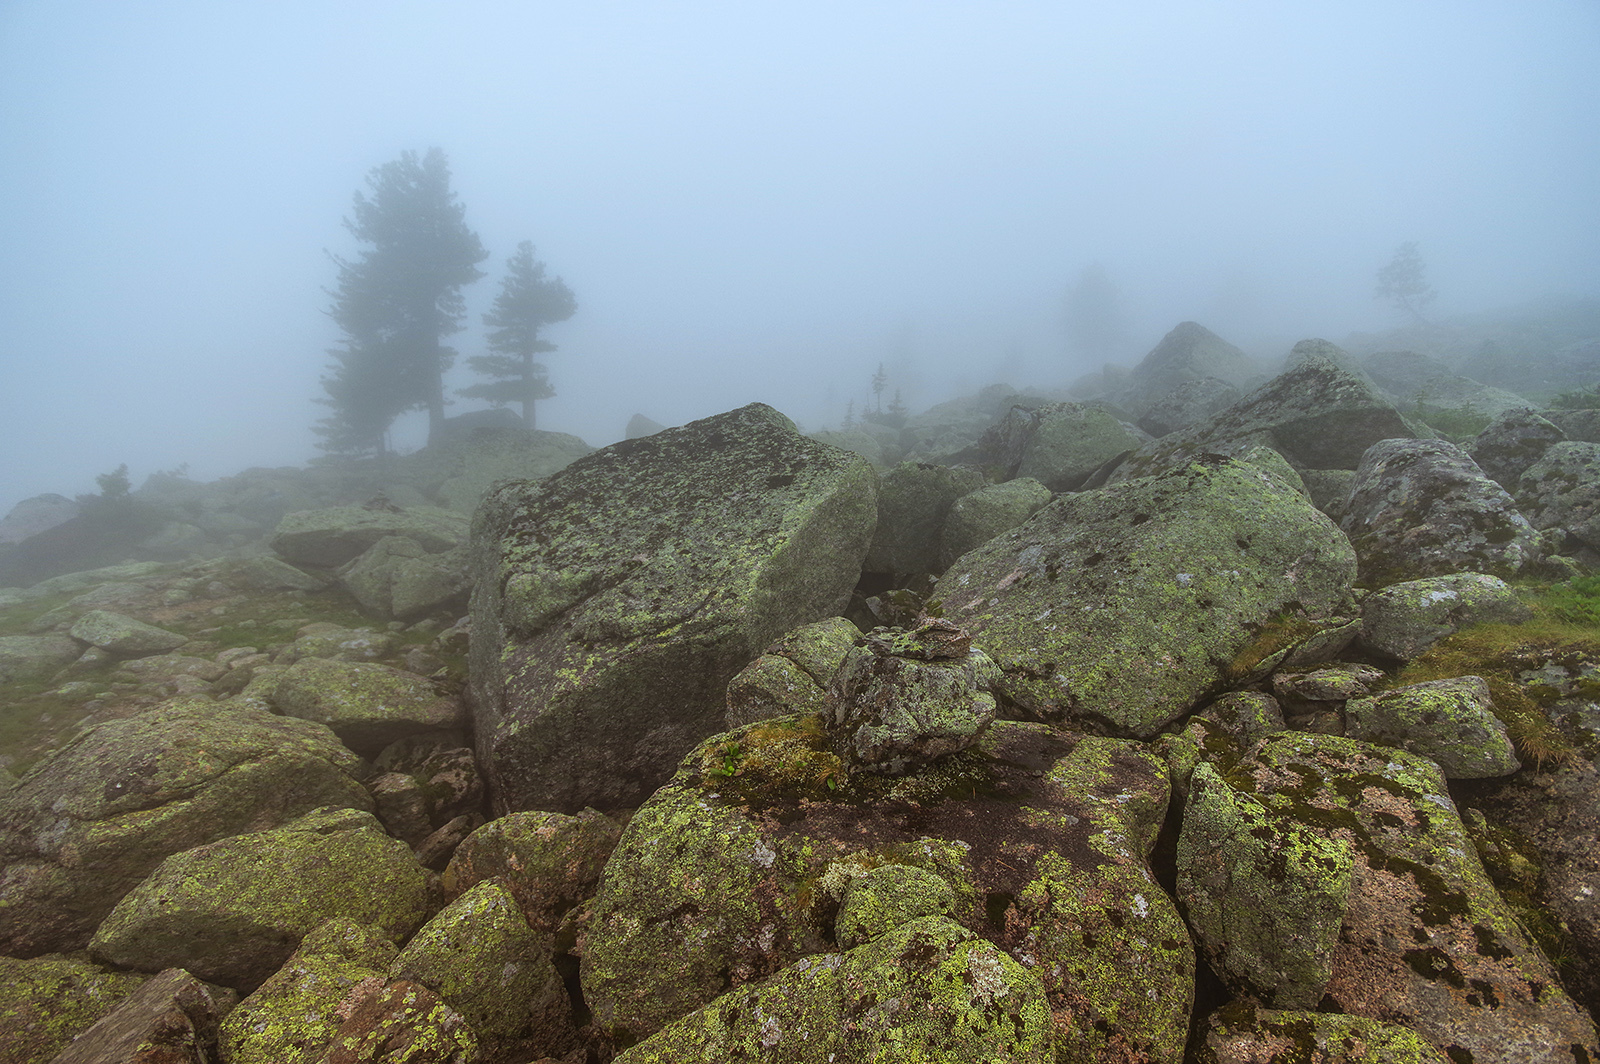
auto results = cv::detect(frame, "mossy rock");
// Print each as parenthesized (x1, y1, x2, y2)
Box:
(270, 656, 465, 756)
(725, 617, 859, 729)
(89, 807, 430, 991)
(1358, 572, 1531, 662)
(935, 455, 1356, 736)
(0, 954, 146, 1064)
(1198, 1002, 1448, 1064)
(441, 807, 622, 935)
(1345, 676, 1519, 779)
(863, 461, 986, 577)
(835, 862, 958, 949)
(614, 915, 1054, 1063)
(0, 697, 372, 957)
(1518, 441, 1600, 552)
(939, 477, 1053, 570)
(269, 505, 469, 569)
(470, 402, 878, 813)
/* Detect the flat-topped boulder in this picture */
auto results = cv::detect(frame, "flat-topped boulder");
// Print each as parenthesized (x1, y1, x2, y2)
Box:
(470, 403, 877, 813)
(269, 504, 469, 569)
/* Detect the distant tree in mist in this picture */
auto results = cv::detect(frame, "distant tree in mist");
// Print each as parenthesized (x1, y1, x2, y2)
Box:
(1063, 263, 1128, 360)
(1375, 242, 1436, 324)
(459, 241, 576, 429)
(317, 148, 487, 455)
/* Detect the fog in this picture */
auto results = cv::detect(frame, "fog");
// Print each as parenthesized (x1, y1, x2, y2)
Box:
(2, 1, 1597, 515)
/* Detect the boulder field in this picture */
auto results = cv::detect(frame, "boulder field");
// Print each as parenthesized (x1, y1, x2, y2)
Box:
(4, 337, 1600, 1062)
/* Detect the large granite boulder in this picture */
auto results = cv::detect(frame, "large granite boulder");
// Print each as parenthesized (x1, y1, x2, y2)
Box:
(269, 505, 469, 569)
(1136, 376, 1241, 437)
(1363, 349, 1533, 419)
(1106, 345, 1414, 484)
(469, 403, 877, 813)
(934, 455, 1356, 737)
(441, 807, 623, 935)
(861, 461, 983, 578)
(1340, 439, 1541, 586)
(1120, 322, 1261, 413)
(725, 616, 861, 729)
(89, 807, 430, 991)
(271, 657, 466, 756)
(0, 954, 146, 1064)
(423, 427, 594, 512)
(46, 966, 234, 1064)
(938, 477, 1052, 569)
(337, 536, 472, 620)
(1517, 441, 1600, 553)
(1358, 572, 1531, 661)
(581, 716, 1193, 1063)
(0, 633, 82, 683)
(1344, 676, 1519, 779)
(1469, 407, 1567, 491)
(980, 401, 1148, 491)
(67, 609, 187, 655)
(1198, 1004, 1449, 1064)
(0, 698, 372, 956)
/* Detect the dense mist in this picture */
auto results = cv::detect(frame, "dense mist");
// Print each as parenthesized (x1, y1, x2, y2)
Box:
(3, 1, 1598, 514)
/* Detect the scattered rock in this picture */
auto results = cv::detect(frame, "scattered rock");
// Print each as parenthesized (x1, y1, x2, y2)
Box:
(1359, 572, 1531, 661)
(270, 505, 469, 569)
(937, 477, 1052, 569)
(271, 657, 465, 756)
(1517, 441, 1600, 553)
(1345, 676, 1520, 778)
(67, 609, 188, 655)
(47, 967, 235, 1064)
(862, 461, 984, 578)
(0, 954, 146, 1064)
(1469, 407, 1567, 491)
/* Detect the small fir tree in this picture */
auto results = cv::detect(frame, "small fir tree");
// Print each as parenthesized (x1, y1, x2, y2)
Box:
(1375, 242, 1436, 324)
(459, 242, 577, 429)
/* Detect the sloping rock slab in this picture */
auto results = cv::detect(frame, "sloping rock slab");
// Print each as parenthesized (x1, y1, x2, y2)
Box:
(272, 657, 465, 756)
(47, 967, 234, 1064)
(0, 698, 372, 956)
(469, 403, 877, 813)
(270, 505, 469, 569)
(935, 455, 1356, 737)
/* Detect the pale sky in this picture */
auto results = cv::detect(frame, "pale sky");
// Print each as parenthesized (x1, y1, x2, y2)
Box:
(2, 1, 1597, 514)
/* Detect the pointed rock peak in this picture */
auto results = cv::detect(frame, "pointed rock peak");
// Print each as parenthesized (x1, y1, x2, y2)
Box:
(1133, 322, 1259, 390)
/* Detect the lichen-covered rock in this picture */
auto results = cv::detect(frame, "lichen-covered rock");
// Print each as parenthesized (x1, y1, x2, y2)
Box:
(1178, 762, 1354, 1007)
(337, 537, 471, 620)
(935, 455, 1356, 737)
(67, 609, 187, 655)
(1469, 407, 1568, 492)
(725, 616, 861, 729)
(1341, 438, 1541, 586)
(613, 916, 1054, 1063)
(269, 505, 469, 569)
(1197, 1003, 1449, 1064)
(1299, 468, 1357, 521)
(311, 978, 478, 1063)
(862, 461, 984, 577)
(89, 807, 430, 991)
(271, 658, 465, 756)
(981, 401, 1147, 492)
(1517, 441, 1600, 553)
(391, 880, 574, 1062)
(470, 402, 877, 813)
(1218, 732, 1598, 1064)
(1270, 663, 1387, 704)
(580, 716, 1192, 1059)
(0, 699, 372, 957)
(231, 553, 329, 591)
(48, 966, 234, 1064)
(0, 954, 146, 1064)
(834, 862, 958, 949)
(1120, 322, 1262, 413)
(219, 918, 399, 1064)
(827, 621, 997, 774)
(1358, 572, 1531, 661)
(1136, 376, 1242, 437)
(0, 632, 82, 683)
(1106, 346, 1413, 483)
(1345, 676, 1519, 779)
(441, 807, 622, 935)
(427, 426, 594, 513)
(938, 477, 1052, 570)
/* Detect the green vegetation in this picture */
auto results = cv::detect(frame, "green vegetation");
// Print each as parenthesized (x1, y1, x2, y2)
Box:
(1409, 401, 1494, 443)
(1549, 383, 1600, 411)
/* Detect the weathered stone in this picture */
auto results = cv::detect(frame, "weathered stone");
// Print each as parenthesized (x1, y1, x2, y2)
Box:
(0, 955, 145, 1064)
(426, 427, 594, 513)
(826, 622, 997, 774)
(470, 403, 877, 813)
(0, 699, 372, 956)
(47, 967, 234, 1064)
(0, 633, 82, 683)
(1341, 438, 1541, 586)
(935, 455, 1356, 737)
(613, 916, 1054, 1064)
(1270, 663, 1387, 704)
(270, 505, 469, 569)
(1364, 349, 1533, 421)
(1518, 441, 1600, 553)
(1469, 407, 1567, 491)
(281, 622, 399, 663)
(67, 609, 187, 655)
(89, 807, 430, 991)
(938, 477, 1052, 569)
(391, 880, 574, 1062)
(230, 553, 329, 591)
(1359, 572, 1531, 661)
(271, 658, 465, 756)
(1137, 376, 1242, 437)
(1198, 1003, 1449, 1064)
(861, 461, 984, 577)
(1299, 468, 1356, 521)
(1345, 676, 1519, 779)
(981, 401, 1147, 492)
(441, 808, 622, 935)
(310, 978, 478, 1063)
(1122, 322, 1261, 413)
(726, 616, 864, 729)
(834, 861, 958, 950)
(337, 537, 471, 620)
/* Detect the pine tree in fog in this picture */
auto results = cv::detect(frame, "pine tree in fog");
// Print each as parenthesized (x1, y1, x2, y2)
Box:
(316, 148, 487, 455)
(459, 241, 576, 429)
(1375, 241, 1436, 324)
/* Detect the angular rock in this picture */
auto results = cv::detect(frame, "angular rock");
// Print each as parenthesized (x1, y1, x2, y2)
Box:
(936, 455, 1356, 737)
(613, 916, 1054, 1064)
(310, 978, 478, 1063)
(67, 609, 187, 655)
(1178, 762, 1354, 1008)
(938, 477, 1052, 569)
(1299, 468, 1357, 520)
(724, 616, 861, 729)
(1469, 407, 1567, 491)
(826, 621, 997, 774)
(270, 505, 469, 569)
(1517, 441, 1600, 553)
(47, 967, 234, 1064)
(337, 537, 471, 620)
(441, 808, 621, 936)
(1345, 676, 1520, 779)
(470, 403, 877, 813)
(426, 427, 594, 513)
(1359, 572, 1531, 662)
(0, 633, 83, 683)
(981, 401, 1147, 492)
(89, 807, 430, 991)
(1341, 438, 1541, 586)
(281, 622, 398, 663)
(861, 461, 984, 577)
(1137, 376, 1242, 437)
(271, 658, 465, 756)
(834, 862, 958, 950)
(0, 955, 145, 1064)
(1198, 1004, 1449, 1064)
(391, 880, 574, 1062)
(1123, 322, 1261, 411)
(229, 553, 329, 591)
(1364, 349, 1533, 420)
(0, 699, 372, 956)
(219, 918, 398, 1064)
(1107, 345, 1414, 483)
